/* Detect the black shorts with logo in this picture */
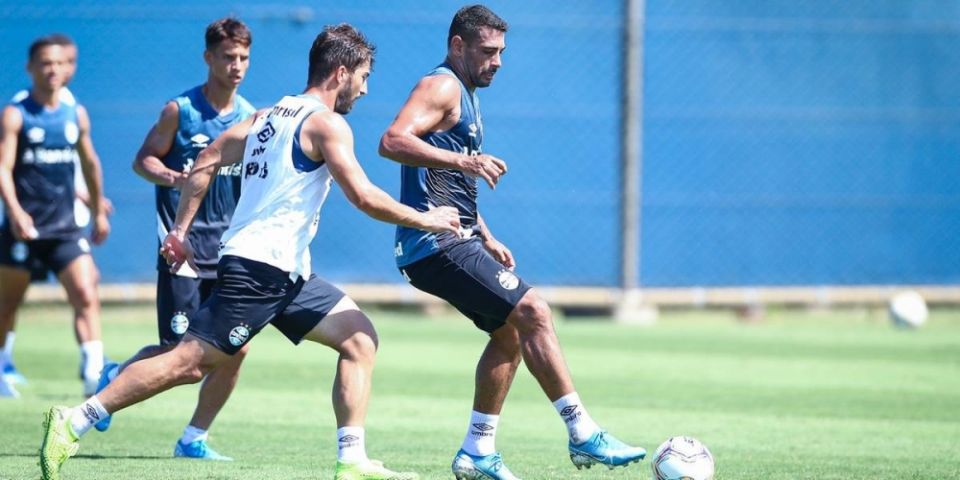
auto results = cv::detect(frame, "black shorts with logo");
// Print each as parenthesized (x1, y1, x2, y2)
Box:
(0, 227, 90, 278)
(400, 238, 531, 333)
(156, 269, 217, 345)
(187, 255, 346, 355)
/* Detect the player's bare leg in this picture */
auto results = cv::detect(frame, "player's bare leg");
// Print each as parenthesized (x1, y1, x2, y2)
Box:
(190, 343, 247, 430)
(0, 266, 29, 398)
(57, 254, 103, 396)
(452, 324, 522, 479)
(506, 289, 645, 471)
(302, 296, 418, 480)
(40, 335, 227, 480)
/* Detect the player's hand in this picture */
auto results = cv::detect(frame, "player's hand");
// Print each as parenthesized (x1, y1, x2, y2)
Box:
(10, 212, 38, 241)
(172, 171, 190, 190)
(462, 154, 507, 189)
(421, 206, 461, 234)
(160, 232, 198, 273)
(483, 237, 516, 270)
(100, 196, 115, 216)
(92, 213, 110, 245)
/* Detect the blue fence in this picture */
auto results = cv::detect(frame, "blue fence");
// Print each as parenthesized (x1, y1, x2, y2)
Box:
(1, 1, 957, 287)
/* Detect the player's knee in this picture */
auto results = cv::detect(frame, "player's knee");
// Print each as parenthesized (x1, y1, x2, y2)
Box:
(513, 294, 553, 333)
(339, 329, 379, 364)
(70, 284, 99, 312)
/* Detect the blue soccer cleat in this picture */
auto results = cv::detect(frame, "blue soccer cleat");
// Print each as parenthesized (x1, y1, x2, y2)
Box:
(568, 430, 646, 470)
(452, 449, 521, 480)
(3, 360, 27, 385)
(174, 439, 233, 461)
(93, 363, 118, 432)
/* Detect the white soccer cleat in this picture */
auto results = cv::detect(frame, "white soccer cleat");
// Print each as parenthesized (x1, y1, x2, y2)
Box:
(0, 375, 19, 398)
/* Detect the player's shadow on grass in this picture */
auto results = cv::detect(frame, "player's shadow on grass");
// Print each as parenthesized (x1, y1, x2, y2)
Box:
(0, 453, 167, 461)
(74, 453, 170, 460)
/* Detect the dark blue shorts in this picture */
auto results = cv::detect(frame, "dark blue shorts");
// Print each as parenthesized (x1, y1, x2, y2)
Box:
(187, 255, 346, 355)
(400, 238, 531, 333)
(156, 269, 217, 345)
(0, 227, 90, 279)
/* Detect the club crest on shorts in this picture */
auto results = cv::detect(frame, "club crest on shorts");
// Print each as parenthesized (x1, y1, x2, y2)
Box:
(497, 269, 519, 290)
(228, 324, 250, 347)
(77, 237, 91, 253)
(170, 311, 189, 335)
(11, 242, 28, 263)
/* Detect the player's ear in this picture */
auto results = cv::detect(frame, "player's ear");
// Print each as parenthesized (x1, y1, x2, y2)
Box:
(336, 65, 348, 85)
(450, 35, 464, 56)
(203, 49, 213, 66)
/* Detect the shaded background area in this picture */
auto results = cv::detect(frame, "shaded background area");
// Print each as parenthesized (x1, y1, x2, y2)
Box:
(1, 0, 957, 288)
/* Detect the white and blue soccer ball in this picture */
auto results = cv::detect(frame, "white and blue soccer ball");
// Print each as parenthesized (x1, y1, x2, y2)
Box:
(889, 290, 928, 329)
(651, 436, 715, 480)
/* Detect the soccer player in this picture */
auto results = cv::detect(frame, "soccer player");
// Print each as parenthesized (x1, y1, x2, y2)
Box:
(0, 35, 111, 399)
(379, 5, 646, 478)
(1, 33, 113, 389)
(40, 23, 459, 480)
(88, 17, 256, 461)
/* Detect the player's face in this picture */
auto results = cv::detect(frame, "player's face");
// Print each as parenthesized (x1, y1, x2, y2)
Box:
(27, 45, 69, 93)
(334, 60, 371, 115)
(463, 27, 505, 88)
(63, 44, 78, 85)
(205, 40, 250, 88)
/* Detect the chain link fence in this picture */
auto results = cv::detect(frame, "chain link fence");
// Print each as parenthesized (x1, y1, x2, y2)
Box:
(2, 0, 958, 293)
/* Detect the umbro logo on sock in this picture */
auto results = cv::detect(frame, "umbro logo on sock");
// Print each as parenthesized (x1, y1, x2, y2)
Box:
(83, 404, 100, 422)
(471, 422, 495, 437)
(339, 434, 360, 446)
(561, 405, 582, 423)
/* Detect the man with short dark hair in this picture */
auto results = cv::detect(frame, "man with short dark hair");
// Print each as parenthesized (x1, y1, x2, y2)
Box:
(0, 35, 110, 399)
(39, 23, 459, 480)
(379, 5, 646, 478)
(91, 16, 256, 461)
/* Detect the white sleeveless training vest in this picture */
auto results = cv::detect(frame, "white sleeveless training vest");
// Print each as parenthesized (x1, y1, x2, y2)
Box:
(218, 95, 332, 280)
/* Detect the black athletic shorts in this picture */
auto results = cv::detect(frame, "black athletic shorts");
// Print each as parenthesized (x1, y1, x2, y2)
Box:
(0, 227, 90, 278)
(400, 238, 531, 333)
(187, 255, 346, 355)
(156, 269, 217, 345)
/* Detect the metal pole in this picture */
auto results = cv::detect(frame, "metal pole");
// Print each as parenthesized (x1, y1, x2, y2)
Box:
(617, 0, 653, 323)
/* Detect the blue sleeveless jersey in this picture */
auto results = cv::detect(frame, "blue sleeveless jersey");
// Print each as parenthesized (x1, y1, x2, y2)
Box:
(395, 64, 483, 267)
(6, 94, 81, 239)
(155, 85, 254, 277)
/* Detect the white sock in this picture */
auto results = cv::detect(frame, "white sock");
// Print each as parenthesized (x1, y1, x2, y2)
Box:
(461, 411, 499, 456)
(553, 392, 600, 444)
(3, 332, 15, 361)
(80, 341, 104, 381)
(70, 395, 109, 437)
(337, 426, 368, 463)
(180, 425, 208, 445)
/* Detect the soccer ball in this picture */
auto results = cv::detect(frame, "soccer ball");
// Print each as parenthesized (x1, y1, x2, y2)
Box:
(888, 290, 928, 328)
(652, 436, 715, 480)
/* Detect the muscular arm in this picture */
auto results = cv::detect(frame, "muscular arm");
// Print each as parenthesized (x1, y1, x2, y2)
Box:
(132, 101, 185, 187)
(0, 106, 32, 239)
(303, 110, 459, 233)
(379, 75, 507, 188)
(169, 114, 254, 237)
(75, 105, 110, 243)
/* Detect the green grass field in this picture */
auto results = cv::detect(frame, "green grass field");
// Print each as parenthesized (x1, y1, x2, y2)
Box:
(2, 303, 959, 479)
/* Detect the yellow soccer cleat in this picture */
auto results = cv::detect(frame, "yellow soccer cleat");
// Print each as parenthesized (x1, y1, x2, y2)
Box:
(39, 406, 80, 480)
(334, 459, 419, 480)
